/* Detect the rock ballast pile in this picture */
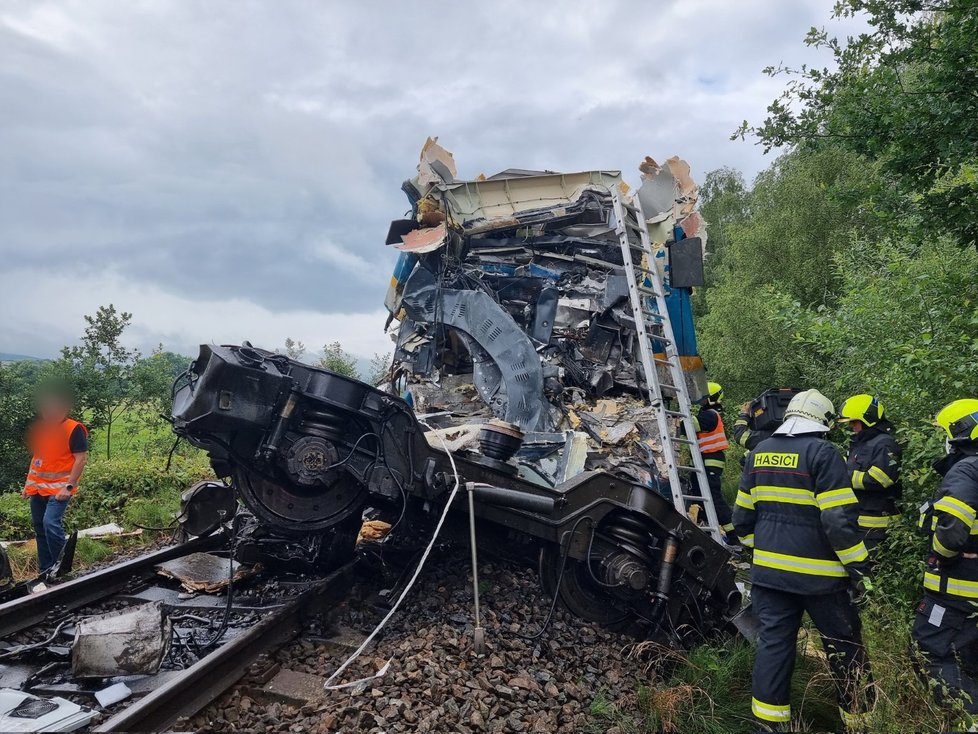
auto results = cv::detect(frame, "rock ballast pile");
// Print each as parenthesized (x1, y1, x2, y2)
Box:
(189, 552, 660, 733)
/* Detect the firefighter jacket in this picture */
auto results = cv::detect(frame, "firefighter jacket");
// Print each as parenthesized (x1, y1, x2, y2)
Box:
(847, 421, 902, 536)
(733, 433, 870, 595)
(920, 449, 978, 610)
(733, 409, 771, 452)
(692, 406, 729, 469)
(24, 418, 87, 497)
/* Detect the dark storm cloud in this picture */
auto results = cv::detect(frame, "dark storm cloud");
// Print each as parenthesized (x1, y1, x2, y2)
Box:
(0, 0, 867, 357)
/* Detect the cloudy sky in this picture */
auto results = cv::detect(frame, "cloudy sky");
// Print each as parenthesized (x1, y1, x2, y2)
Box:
(0, 0, 865, 361)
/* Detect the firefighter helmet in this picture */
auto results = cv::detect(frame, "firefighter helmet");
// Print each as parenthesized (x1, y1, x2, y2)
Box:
(936, 399, 978, 443)
(705, 382, 723, 405)
(784, 389, 836, 428)
(839, 394, 884, 427)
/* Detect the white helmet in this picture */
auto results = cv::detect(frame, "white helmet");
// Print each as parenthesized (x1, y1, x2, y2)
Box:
(783, 389, 836, 428)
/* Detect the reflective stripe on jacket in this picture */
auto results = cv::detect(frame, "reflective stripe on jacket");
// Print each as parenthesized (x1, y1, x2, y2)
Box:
(694, 406, 730, 458)
(921, 452, 978, 609)
(24, 418, 87, 496)
(733, 412, 771, 451)
(732, 433, 869, 595)
(846, 424, 902, 537)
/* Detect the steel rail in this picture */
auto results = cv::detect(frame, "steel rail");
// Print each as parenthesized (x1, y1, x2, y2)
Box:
(0, 533, 227, 638)
(95, 561, 356, 732)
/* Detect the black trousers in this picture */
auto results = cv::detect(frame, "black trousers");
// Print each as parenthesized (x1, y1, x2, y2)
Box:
(751, 585, 873, 725)
(912, 593, 978, 715)
(705, 466, 733, 529)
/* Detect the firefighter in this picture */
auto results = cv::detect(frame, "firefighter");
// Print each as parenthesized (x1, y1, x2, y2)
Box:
(839, 394, 903, 556)
(912, 398, 978, 721)
(733, 389, 874, 730)
(733, 399, 770, 453)
(691, 382, 736, 540)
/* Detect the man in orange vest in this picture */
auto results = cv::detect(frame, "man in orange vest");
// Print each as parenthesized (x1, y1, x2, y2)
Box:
(692, 382, 736, 542)
(21, 386, 88, 573)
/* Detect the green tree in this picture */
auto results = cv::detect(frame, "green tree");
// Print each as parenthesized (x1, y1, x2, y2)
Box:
(699, 168, 749, 280)
(318, 342, 359, 379)
(130, 348, 191, 437)
(698, 147, 875, 401)
(282, 337, 306, 361)
(0, 362, 41, 490)
(740, 0, 978, 247)
(56, 305, 139, 458)
(367, 352, 392, 385)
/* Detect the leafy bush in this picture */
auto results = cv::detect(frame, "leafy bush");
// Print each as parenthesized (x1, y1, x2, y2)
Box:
(0, 453, 211, 541)
(0, 492, 33, 538)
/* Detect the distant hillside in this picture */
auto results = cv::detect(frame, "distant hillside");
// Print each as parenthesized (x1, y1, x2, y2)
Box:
(0, 353, 43, 363)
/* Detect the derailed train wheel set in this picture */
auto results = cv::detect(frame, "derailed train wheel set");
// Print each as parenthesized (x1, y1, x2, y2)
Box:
(172, 344, 741, 643)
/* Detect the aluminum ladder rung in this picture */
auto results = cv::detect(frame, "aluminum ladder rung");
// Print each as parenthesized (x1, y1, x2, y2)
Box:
(676, 465, 705, 473)
(636, 284, 663, 297)
(663, 409, 689, 418)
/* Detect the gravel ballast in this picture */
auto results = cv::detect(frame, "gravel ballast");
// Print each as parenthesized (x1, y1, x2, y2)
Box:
(187, 549, 662, 733)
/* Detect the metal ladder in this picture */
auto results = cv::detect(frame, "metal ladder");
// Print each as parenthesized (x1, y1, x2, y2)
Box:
(610, 190, 723, 541)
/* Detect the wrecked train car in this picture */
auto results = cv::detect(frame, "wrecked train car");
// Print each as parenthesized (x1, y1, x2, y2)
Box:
(171, 140, 740, 642)
(385, 139, 710, 491)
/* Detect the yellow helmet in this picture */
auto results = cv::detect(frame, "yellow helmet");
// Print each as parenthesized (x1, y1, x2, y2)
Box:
(839, 394, 884, 427)
(936, 399, 978, 443)
(706, 382, 723, 405)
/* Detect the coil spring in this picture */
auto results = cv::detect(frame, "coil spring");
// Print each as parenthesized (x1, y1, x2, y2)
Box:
(301, 409, 346, 440)
(600, 513, 658, 567)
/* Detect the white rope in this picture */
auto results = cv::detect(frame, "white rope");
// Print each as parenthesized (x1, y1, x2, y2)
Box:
(323, 434, 462, 691)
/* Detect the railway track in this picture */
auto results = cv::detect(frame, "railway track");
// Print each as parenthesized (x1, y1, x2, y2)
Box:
(0, 537, 356, 732)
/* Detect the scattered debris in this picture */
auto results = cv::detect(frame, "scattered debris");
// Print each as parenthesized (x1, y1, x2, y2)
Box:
(356, 521, 392, 546)
(77, 523, 124, 538)
(71, 602, 171, 678)
(0, 688, 96, 732)
(259, 668, 328, 705)
(93, 681, 131, 707)
(156, 553, 257, 593)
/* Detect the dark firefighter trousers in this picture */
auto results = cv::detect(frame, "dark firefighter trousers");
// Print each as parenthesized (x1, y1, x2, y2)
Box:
(705, 466, 734, 531)
(752, 585, 873, 722)
(912, 594, 978, 715)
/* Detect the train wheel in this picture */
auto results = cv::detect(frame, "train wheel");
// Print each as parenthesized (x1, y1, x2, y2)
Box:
(537, 544, 632, 627)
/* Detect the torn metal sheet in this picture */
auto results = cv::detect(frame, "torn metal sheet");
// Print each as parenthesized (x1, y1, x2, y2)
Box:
(71, 602, 171, 678)
(396, 222, 448, 253)
(416, 136, 457, 187)
(387, 140, 710, 492)
(435, 170, 622, 233)
(156, 552, 257, 593)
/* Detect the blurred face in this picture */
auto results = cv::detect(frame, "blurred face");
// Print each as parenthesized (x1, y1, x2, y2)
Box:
(38, 394, 70, 423)
(849, 420, 864, 433)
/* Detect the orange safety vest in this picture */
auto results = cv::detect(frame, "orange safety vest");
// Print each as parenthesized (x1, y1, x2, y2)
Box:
(24, 418, 87, 496)
(697, 411, 730, 454)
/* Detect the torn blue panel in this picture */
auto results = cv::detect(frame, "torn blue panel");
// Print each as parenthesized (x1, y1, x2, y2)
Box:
(384, 252, 419, 314)
(527, 263, 561, 280)
(479, 263, 518, 276)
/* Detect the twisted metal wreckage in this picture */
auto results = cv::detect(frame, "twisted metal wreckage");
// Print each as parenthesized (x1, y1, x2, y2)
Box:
(169, 139, 741, 642)
(386, 138, 710, 490)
